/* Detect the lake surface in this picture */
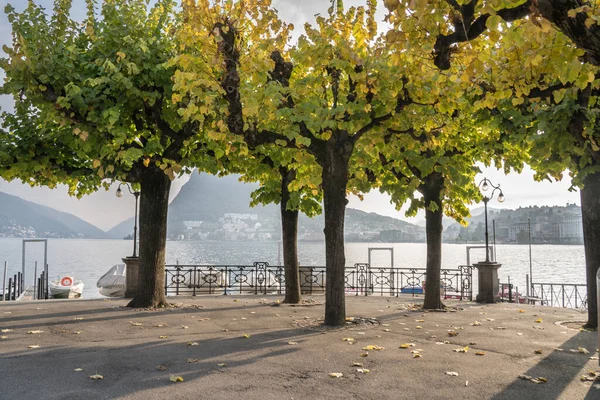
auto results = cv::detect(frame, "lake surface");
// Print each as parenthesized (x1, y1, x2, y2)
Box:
(0, 238, 586, 299)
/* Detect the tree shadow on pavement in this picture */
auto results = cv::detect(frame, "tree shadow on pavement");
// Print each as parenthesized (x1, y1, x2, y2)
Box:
(490, 330, 597, 400)
(0, 325, 320, 400)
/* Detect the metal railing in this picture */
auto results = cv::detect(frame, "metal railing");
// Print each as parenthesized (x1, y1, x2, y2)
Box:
(529, 282, 587, 310)
(164, 262, 473, 300)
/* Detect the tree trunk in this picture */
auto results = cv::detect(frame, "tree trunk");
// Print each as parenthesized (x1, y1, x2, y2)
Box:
(280, 167, 301, 304)
(127, 167, 171, 308)
(423, 205, 444, 309)
(422, 176, 445, 310)
(320, 139, 352, 326)
(581, 171, 600, 328)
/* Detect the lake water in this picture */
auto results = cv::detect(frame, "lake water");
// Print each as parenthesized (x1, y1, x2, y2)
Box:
(0, 238, 586, 299)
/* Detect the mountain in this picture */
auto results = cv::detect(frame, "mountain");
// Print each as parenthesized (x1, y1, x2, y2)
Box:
(0, 192, 108, 238)
(161, 172, 424, 242)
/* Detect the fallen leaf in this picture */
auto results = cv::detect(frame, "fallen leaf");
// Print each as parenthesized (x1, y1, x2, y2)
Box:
(446, 371, 459, 376)
(471, 321, 482, 326)
(360, 353, 369, 357)
(217, 363, 227, 367)
(486, 318, 495, 322)
(1, 329, 13, 333)
(181, 325, 188, 329)
(412, 353, 422, 358)
(353, 362, 363, 367)
(590, 356, 599, 360)
(169, 375, 184, 382)
(131, 322, 142, 326)
(517, 333, 524, 336)
(159, 336, 168, 339)
(27, 344, 40, 349)
(535, 318, 543, 323)
(518, 310, 526, 313)
(156, 365, 167, 371)
(243, 334, 251, 339)
(356, 368, 370, 373)
(534, 349, 543, 354)
(329, 372, 343, 378)
(241, 317, 247, 320)
(89, 374, 103, 380)
(448, 331, 459, 337)
(288, 341, 298, 345)
(0, 336, 7, 339)
(73, 331, 83, 335)
(579, 347, 591, 354)
(383, 329, 391, 332)
(74, 318, 84, 320)
(342, 337, 355, 342)
(362, 345, 384, 351)
(74, 368, 83, 372)
(188, 342, 199, 346)
(415, 326, 423, 329)
(399, 343, 414, 349)
(187, 358, 200, 363)
(475, 351, 485, 356)
(453, 346, 469, 353)
(27, 330, 43, 334)
(415, 319, 424, 322)
(222, 329, 229, 332)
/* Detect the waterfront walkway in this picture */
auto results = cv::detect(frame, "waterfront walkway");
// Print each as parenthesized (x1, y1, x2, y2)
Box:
(0, 296, 598, 399)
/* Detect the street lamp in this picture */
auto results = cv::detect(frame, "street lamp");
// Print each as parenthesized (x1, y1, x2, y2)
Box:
(116, 183, 140, 258)
(478, 177, 505, 263)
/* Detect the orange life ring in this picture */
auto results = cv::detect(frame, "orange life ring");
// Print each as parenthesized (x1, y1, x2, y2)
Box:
(61, 276, 73, 286)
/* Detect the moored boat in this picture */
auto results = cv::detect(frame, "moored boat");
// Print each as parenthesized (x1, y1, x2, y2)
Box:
(49, 276, 84, 299)
(97, 264, 126, 298)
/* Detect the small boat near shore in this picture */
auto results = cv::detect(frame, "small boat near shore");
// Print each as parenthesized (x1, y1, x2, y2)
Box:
(97, 264, 126, 298)
(49, 276, 84, 299)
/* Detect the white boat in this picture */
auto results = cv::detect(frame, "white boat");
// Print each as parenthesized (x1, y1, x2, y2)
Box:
(97, 264, 126, 298)
(49, 276, 84, 299)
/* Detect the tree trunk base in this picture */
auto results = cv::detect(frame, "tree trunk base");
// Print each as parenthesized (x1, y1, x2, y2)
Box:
(126, 298, 168, 309)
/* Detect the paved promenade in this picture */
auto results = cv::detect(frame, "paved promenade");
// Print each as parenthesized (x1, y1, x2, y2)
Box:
(0, 296, 598, 399)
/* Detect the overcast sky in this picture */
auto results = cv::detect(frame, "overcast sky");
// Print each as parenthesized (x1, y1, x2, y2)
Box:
(0, 0, 580, 231)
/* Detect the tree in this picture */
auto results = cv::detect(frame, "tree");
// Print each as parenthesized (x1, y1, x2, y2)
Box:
(177, 0, 417, 326)
(0, 0, 219, 308)
(385, 0, 600, 327)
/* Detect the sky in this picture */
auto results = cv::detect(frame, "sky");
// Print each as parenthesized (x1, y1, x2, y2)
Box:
(0, 0, 581, 231)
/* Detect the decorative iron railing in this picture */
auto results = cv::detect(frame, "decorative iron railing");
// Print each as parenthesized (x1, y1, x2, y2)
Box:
(529, 283, 588, 310)
(164, 262, 473, 300)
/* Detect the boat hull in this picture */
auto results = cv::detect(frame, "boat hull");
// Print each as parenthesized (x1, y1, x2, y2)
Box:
(49, 282, 84, 299)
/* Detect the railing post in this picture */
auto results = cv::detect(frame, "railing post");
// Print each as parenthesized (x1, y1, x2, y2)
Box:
(193, 267, 197, 296)
(2, 261, 6, 302)
(526, 274, 529, 299)
(7, 277, 12, 301)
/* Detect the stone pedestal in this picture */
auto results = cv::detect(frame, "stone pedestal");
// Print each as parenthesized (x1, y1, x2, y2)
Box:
(122, 256, 139, 298)
(474, 261, 501, 303)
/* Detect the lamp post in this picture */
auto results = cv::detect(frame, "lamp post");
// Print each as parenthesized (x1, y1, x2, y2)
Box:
(478, 177, 505, 262)
(116, 183, 140, 258)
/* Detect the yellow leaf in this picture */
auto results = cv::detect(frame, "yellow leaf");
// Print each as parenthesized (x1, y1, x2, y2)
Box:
(352, 362, 363, 367)
(217, 363, 227, 367)
(535, 318, 543, 323)
(512, 97, 525, 106)
(92, 160, 101, 169)
(399, 343, 414, 349)
(1, 329, 13, 333)
(356, 368, 370, 373)
(243, 334, 251, 339)
(159, 335, 168, 339)
(73, 331, 83, 335)
(568, 9, 578, 18)
(73, 368, 83, 372)
(143, 158, 150, 167)
(362, 345, 384, 351)
(475, 351, 485, 356)
(360, 353, 368, 357)
(89, 374, 103, 380)
(27, 330, 43, 334)
(518, 310, 526, 313)
(169, 375, 184, 382)
(27, 344, 40, 349)
(471, 321, 482, 326)
(412, 353, 421, 358)
(329, 372, 343, 378)
(415, 326, 423, 329)
(288, 341, 298, 345)
(342, 337, 355, 342)
(585, 17, 595, 28)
